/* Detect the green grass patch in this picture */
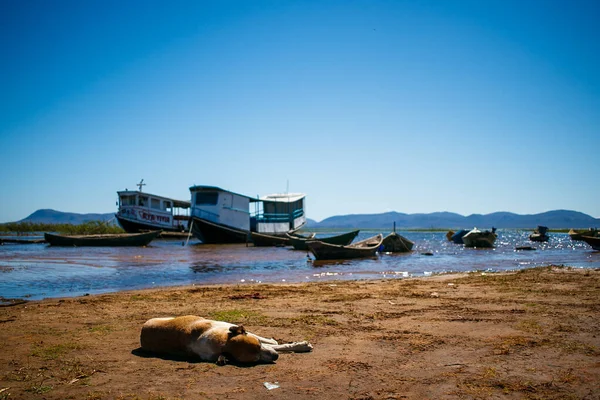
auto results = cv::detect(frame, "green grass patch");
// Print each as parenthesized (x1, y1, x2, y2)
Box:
(89, 324, 115, 335)
(0, 220, 124, 235)
(31, 342, 82, 360)
(207, 309, 265, 324)
(26, 385, 53, 394)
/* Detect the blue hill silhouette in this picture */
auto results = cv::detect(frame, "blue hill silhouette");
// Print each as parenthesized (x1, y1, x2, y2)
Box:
(11, 209, 600, 229)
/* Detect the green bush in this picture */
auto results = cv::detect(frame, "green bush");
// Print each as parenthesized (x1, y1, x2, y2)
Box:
(0, 221, 125, 235)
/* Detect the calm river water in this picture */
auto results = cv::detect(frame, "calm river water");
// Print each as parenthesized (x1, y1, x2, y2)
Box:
(1, 230, 598, 301)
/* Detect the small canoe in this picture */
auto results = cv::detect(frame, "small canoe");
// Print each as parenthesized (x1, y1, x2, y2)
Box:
(44, 230, 161, 247)
(580, 235, 600, 251)
(249, 231, 317, 247)
(449, 229, 469, 244)
(250, 232, 292, 247)
(568, 228, 598, 241)
(307, 234, 383, 261)
(529, 226, 549, 242)
(462, 228, 497, 248)
(287, 230, 360, 251)
(381, 232, 414, 253)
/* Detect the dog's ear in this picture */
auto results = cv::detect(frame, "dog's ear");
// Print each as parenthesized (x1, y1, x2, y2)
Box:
(229, 325, 246, 336)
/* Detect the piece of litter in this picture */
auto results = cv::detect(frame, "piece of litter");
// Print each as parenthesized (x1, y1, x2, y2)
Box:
(264, 382, 280, 390)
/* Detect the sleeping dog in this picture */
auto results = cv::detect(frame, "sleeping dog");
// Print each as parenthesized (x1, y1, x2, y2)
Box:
(140, 315, 312, 365)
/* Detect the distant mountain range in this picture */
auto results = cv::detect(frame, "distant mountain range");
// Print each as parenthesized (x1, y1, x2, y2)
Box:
(306, 210, 600, 229)
(17, 209, 116, 225)
(11, 209, 600, 229)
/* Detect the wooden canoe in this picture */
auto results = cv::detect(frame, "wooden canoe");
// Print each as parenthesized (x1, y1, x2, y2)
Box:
(580, 235, 600, 251)
(568, 228, 599, 241)
(250, 232, 291, 247)
(381, 232, 414, 253)
(287, 229, 360, 251)
(462, 228, 497, 248)
(251, 231, 317, 247)
(44, 230, 161, 247)
(306, 233, 383, 261)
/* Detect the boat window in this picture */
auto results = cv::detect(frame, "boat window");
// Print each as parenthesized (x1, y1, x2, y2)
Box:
(195, 192, 219, 205)
(164, 201, 172, 211)
(139, 196, 149, 206)
(121, 195, 136, 206)
(151, 198, 161, 209)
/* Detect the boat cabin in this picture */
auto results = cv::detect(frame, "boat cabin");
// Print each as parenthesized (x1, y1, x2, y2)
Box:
(253, 193, 306, 234)
(189, 185, 306, 235)
(116, 190, 191, 232)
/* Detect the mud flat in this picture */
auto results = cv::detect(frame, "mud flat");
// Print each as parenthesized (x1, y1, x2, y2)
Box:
(0, 266, 599, 399)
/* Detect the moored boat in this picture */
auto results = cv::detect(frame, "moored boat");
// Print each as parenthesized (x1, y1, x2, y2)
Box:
(116, 180, 190, 233)
(44, 230, 161, 247)
(580, 235, 600, 251)
(529, 226, 549, 242)
(189, 185, 307, 244)
(381, 232, 414, 253)
(568, 228, 598, 241)
(447, 229, 469, 244)
(250, 232, 291, 247)
(462, 227, 497, 248)
(307, 234, 383, 261)
(286, 230, 360, 251)
(251, 231, 316, 247)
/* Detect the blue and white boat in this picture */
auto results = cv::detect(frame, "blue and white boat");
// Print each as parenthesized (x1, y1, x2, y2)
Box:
(189, 185, 306, 244)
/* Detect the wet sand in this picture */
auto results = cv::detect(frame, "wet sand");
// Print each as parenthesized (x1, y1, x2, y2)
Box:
(0, 266, 599, 399)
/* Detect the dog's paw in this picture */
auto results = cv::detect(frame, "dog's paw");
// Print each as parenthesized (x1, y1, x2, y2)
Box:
(216, 354, 227, 366)
(291, 341, 313, 353)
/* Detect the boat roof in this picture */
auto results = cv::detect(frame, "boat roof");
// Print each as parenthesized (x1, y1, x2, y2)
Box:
(260, 193, 305, 203)
(117, 190, 190, 208)
(189, 185, 305, 203)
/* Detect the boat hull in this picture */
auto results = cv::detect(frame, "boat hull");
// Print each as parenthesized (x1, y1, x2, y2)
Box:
(529, 234, 549, 242)
(568, 228, 599, 241)
(44, 231, 160, 247)
(381, 233, 414, 253)
(462, 230, 497, 248)
(250, 232, 291, 247)
(307, 234, 383, 261)
(116, 214, 186, 233)
(191, 217, 250, 244)
(450, 229, 469, 244)
(580, 236, 600, 251)
(287, 230, 360, 251)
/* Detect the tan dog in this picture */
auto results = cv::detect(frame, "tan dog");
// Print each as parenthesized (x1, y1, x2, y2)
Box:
(140, 315, 312, 365)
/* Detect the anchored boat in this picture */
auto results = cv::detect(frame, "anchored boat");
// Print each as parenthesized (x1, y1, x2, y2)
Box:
(189, 185, 307, 244)
(306, 234, 383, 261)
(462, 227, 497, 248)
(116, 180, 190, 233)
(286, 230, 360, 251)
(44, 230, 160, 247)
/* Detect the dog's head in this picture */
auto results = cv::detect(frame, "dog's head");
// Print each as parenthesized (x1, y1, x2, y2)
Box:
(223, 325, 279, 364)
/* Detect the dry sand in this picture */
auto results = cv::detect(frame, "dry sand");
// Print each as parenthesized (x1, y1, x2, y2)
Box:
(1, 266, 599, 399)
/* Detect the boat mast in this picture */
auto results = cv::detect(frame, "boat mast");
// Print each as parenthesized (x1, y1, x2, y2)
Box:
(137, 179, 146, 192)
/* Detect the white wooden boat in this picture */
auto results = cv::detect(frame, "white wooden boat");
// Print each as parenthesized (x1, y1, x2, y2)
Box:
(189, 185, 306, 244)
(116, 180, 190, 233)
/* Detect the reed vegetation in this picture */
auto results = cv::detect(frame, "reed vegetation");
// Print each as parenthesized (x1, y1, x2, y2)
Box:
(0, 221, 124, 235)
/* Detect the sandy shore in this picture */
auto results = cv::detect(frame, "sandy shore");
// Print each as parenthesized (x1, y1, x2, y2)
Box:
(1, 266, 599, 399)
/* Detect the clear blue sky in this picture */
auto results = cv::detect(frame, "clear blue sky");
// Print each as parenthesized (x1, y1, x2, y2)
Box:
(1, 0, 599, 223)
